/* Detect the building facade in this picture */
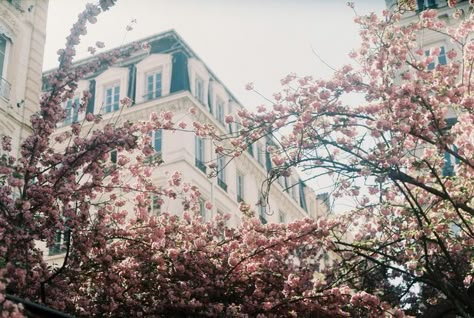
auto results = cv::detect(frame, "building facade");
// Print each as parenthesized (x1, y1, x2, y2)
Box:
(386, 0, 468, 176)
(42, 30, 330, 261)
(0, 0, 49, 154)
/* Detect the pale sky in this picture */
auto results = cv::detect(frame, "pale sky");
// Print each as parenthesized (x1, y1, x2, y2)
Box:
(43, 0, 386, 197)
(44, 0, 386, 107)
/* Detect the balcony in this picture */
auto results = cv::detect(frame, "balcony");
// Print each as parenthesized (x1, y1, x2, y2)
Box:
(218, 179, 227, 192)
(0, 77, 11, 101)
(195, 158, 207, 174)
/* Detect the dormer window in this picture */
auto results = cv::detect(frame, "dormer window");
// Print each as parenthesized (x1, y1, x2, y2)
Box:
(94, 67, 128, 115)
(216, 97, 225, 125)
(195, 76, 204, 104)
(188, 58, 210, 107)
(145, 70, 162, 101)
(63, 97, 80, 125)
(136, 54, 172, 104)
(104, 83, 120, 113)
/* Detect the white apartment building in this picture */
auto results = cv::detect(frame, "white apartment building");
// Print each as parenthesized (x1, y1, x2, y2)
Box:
(385, 0, 466, 176)
(42, 30, 330, 260)
(0, 0, 49, 154)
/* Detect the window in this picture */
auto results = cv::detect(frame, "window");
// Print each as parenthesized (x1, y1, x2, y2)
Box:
(103, 84, 120, 113)
(63, 97, 80, 125)
(0, 35, 7, 79)
(145, 71, 162, 101)
(443, 145, 460, 177)
(279, 210, 286, 224)
(257, 144, 265, 167)
(217, 157, 227, 191)
(195, 76, 204, 103)
(199, 198, 209, 221)
(49, 228, 70, 256)
(105, 150, 117, 176)
(317, 192, 331, 212)
(247, 141, 254, 157)
(110, 150, 117, 164)
(236, 172, 244, 202)
(416, 0, 437, 11)
(151, 129, 162, 153)
(7, 0, 22, 9)
(148, 194, 161, 216)
(299, 181, 308, 211)
(265, 145, 272, 172)
(195, 136, 206, 173)
(0, 34, 11, 100)
(216, 97, 225, 125)
(258, 193, 267, 225)
(425, 46, 447, 71)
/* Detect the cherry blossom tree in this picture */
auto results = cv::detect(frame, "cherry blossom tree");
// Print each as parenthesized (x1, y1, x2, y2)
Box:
(201, 3, 474, 317)
(0, 1, 402, 317)
(4, 0, 474, 317)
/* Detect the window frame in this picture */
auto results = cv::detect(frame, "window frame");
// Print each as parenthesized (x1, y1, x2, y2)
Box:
(49, 227, 71, 256)
(135, 54, 172, 104)
(195, 76, 204, 104)
(195, 136, 206, 173)
(148, 194, 162, 216)
(0, 34, 9, 79)
(425, 45, 447, 71)
(62, 96, 81, 126)
(217, 156, 227, 191)
(144, 69, 163, 101)
(236, 171, 244, 202)
(258, 192, 267, 224)
(94, 67, 129, 115)
(0, 34, 11, 100)
(103, 82, 120, 113)
(442, 145, 460, 177)
(298, 181, 308, 211)
(216, 96, 225, 125)
(151, 129, 163, 153)
(279, 210, 286, 224)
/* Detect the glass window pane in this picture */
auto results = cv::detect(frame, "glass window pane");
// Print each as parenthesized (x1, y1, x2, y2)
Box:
(0, 35, 6, 77)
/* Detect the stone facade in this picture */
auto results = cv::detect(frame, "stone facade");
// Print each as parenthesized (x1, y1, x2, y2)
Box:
(0, 0, 49, 155)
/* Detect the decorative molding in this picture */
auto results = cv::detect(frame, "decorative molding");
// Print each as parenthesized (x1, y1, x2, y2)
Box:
(0, 6, 20, 39)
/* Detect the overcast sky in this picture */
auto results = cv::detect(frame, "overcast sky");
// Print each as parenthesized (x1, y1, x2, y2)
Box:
(44, 0, 386, 107)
